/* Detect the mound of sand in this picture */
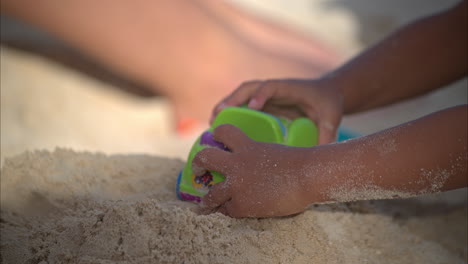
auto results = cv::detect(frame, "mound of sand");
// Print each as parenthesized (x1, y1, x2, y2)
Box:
(1, 149, 466, 263)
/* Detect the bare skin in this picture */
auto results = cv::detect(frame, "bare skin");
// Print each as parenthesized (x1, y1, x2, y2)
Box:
(1, 0, 339, 125)
(197, 0, 468, 217)
(196, 106, 467, 218)
(213, 0, 467, 144)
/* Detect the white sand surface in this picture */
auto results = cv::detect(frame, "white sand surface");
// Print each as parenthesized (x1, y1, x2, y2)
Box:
(1, 149, 466, 263)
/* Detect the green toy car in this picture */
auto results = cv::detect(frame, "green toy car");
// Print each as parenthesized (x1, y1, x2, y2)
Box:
(176, 106, 319, 202)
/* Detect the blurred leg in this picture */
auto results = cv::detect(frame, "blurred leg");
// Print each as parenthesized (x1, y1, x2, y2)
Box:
(2, 0, 340, 126)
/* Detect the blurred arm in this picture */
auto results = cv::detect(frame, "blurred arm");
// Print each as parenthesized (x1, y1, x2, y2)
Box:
(324, 0, 467, 114)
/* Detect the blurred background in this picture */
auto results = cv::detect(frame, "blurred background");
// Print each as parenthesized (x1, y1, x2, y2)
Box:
(1, 0, 466, 163)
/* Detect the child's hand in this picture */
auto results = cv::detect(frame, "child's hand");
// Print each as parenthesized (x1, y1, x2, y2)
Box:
(192, 124, 319, 218)
(211, 78, 343, 144)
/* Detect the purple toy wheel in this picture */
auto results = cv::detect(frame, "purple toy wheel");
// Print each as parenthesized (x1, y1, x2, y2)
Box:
(200, 131, 230, 151)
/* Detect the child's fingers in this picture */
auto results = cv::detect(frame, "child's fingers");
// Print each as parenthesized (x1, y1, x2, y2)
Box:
(317, 112, 340, 144)
(318, 122, 338, 145)
(210, 80, 263, 123)
(192, 148, 231, 175)
(248, 79, 303, 110)
(222, 80, 263, 107)
(246, 80, 279, 110)
(199, 182, 232, 214)
(300, 112, 339, 145)
(301, 104, 339, 145)
(300, 106, 329, 143)
(216, 198, 244, 218)
(212, 124, 252, 151)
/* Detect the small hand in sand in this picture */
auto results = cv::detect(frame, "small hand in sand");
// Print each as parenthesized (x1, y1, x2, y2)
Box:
(193, 124, 316, 218)
(211, 78, 343, 144)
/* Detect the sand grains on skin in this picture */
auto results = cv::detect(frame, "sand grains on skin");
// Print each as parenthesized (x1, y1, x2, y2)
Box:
(1, 149, 466, 263)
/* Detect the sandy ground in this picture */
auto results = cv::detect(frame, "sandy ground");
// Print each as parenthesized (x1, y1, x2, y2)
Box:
(1, 149, 467, 263)
(1, 0, 467, 263)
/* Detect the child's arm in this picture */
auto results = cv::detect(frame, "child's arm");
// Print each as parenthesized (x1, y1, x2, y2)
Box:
(211, 0, 467, 143)
(334, 0, 467, 114)
(195, 105, 467, 218)
(305, 105, 467, 204)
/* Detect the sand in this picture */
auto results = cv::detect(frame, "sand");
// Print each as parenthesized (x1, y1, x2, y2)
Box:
(1, 149, 466, 263)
